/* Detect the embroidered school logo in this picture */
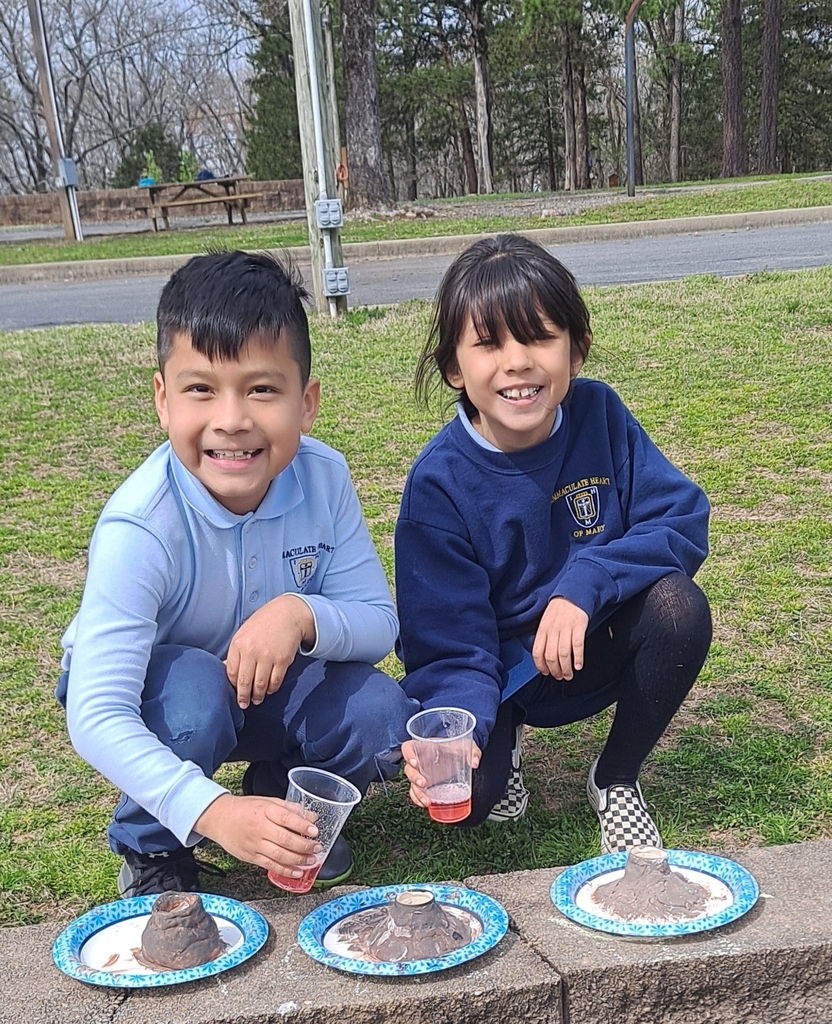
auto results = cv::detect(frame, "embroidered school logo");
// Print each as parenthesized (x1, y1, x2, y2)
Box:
(566, 486, 600, 528)
(290, 553, 318, 590)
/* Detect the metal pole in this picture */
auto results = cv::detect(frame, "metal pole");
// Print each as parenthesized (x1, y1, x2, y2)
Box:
(27, 0, 83, 240)
(624, 0, 645, 199)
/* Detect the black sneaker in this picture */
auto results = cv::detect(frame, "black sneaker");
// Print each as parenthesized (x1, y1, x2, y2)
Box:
(117, 847, 225, 897)
(243, 761, 354, 887)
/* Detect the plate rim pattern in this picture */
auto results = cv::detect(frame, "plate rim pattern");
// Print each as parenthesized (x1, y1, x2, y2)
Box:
(297, 882, 508, 976)
(52, 892, 269, 988)
(550, 848, 759, 937)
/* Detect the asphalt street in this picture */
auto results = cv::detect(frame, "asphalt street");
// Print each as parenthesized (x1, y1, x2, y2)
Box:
(1, 221, 831, 330)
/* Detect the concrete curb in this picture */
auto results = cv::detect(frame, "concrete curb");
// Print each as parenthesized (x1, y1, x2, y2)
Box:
(2, 205, 831, 287)
(2, 838, 830, 1024)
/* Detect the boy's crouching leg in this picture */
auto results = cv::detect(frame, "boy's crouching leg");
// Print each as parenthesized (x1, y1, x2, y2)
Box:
(235, 657, 419, 797)
(108, 645, 244, 855)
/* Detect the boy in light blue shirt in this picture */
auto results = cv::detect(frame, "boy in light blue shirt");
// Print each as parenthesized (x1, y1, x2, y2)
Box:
(59, 251, 417, 895)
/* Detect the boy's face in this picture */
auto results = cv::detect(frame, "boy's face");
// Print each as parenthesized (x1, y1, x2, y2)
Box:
(155, 330, 319, 515)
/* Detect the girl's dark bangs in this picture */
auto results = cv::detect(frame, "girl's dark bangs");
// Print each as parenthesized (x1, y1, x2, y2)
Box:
(469, 260, 548, 345)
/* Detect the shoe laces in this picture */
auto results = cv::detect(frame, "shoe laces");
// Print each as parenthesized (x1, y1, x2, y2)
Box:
(123, 848, 226, 897)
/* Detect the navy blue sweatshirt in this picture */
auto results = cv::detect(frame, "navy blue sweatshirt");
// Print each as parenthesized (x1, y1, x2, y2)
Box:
(395, 378, 710, 749)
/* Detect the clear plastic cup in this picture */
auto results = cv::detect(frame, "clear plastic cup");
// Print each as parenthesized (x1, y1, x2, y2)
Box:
(266, 767, 361, 893)
(406, 707, 477, 824)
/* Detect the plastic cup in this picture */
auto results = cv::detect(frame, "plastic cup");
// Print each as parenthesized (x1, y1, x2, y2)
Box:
(406, 707, 477, 824)
(266, 767, 361, 893)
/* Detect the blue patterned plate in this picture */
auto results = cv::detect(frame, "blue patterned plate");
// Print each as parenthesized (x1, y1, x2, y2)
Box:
(551, 849, 759, 938)
(52, 894, 269, 987)
(297, 883, 508, 976)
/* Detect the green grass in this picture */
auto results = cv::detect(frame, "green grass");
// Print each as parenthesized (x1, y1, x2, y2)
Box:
(1, 174, 831, 268)
(1, 270, 831, 924)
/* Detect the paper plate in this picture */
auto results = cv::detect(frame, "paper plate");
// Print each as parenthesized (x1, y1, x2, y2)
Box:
(52, 893, 269, 987)
(297, 883, 508, 976)
(551, 849, 759, 938)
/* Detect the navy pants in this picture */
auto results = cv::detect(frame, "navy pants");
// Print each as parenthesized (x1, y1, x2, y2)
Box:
(57, 646, 418, 855)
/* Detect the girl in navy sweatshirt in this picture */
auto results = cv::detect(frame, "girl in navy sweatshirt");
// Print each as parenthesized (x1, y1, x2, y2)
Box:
(395, 234, 712, 852)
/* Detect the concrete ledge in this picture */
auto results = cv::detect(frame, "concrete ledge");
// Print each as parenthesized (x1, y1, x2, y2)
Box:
(1, 841, 830, 1024)
(2, 206, 831, 287)
(469, 840, 832, 1024)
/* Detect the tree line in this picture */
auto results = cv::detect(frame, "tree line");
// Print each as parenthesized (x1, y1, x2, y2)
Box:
(2, 0, 831, 202)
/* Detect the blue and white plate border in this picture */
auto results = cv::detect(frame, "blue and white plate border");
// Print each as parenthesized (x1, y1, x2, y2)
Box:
(52, 893, 269, 988)
(297, 883, 508, 976)
(551, 849, 759, 938)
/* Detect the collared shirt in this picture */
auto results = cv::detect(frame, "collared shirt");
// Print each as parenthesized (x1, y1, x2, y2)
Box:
(62, 437, 397, 845)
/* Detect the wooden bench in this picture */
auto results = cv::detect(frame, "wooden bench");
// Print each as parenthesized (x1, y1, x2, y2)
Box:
(141, 192, 263, 231)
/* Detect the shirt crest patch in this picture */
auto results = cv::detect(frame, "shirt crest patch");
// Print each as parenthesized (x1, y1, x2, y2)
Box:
(290, 553, 319, 590)
(566, 486, 600, 528)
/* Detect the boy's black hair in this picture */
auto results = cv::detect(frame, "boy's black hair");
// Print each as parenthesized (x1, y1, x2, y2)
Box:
(156, 250, 312, 383)
(416, 234, 592, 413)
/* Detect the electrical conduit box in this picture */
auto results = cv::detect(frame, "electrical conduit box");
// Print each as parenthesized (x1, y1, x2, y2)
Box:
(315, 199, 344, 229)
(322, 267, 350, 296)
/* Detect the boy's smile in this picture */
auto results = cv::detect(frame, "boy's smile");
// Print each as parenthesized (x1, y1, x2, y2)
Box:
(449, 315, 582, 452)
(155, 331, 320, 515)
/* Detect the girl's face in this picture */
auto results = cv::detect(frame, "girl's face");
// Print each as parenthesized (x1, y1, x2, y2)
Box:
(448, 314, 583, 452)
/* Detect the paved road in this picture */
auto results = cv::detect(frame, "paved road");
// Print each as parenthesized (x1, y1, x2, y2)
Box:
(2, 222, 831, 330)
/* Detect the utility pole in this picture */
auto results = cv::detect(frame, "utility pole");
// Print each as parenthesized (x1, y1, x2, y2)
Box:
(288, 0, 347, 316)
(26, 0, 83, 241)
(624, 0, 646, 198)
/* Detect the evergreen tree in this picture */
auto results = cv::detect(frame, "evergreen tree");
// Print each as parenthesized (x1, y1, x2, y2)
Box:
(245, 5, 303, 180)
(111, 124, 180, 188)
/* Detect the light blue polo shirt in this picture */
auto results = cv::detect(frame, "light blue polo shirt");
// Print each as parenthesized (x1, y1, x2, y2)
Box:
(61, 436, 397, 846)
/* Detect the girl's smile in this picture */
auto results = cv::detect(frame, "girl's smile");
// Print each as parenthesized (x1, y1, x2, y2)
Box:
(449, 314, 581, 452)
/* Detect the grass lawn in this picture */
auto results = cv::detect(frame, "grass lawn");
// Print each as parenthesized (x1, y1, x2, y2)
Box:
(1, 268, 831, 926)
(1, 174, 831, 268)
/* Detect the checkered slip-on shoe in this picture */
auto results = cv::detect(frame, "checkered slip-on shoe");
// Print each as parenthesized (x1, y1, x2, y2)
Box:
(586, 757, 663, 854)
(487, 724, 530, 822)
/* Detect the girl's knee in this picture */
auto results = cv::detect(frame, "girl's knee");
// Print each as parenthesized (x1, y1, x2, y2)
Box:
(646, 575, 712, 643)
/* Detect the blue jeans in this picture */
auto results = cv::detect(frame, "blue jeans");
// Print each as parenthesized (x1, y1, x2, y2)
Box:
(57, 645, 418, 855)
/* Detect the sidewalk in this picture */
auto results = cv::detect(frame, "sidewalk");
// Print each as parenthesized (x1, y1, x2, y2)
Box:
(2, 205, 831, 287)
(3, 839, 831, 1024)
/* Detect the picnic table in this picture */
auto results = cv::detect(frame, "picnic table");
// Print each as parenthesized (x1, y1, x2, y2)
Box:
(138, 175, 263, 232)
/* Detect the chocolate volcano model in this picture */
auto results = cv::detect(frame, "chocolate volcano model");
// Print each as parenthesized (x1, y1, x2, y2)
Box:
(338, 890, 476, 962)
(135, 892, 225, 971)
(591, 845, 711, 923)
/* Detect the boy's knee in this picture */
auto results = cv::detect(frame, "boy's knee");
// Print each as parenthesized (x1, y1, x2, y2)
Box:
(144, 645, 239, 740)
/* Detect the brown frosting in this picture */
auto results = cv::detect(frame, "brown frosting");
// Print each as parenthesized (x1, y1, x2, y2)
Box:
(337, 890, 476, 962)
(591, 845, 711, 923)
(135, 892, 225, 971)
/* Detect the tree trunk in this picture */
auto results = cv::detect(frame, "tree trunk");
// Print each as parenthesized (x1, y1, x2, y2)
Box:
(544, 75, 558, 190)
(721, 0, 744, 177)
(468, 0, 493, 193)
(757, 0, 780, 172)
(572, 34, 590, 189)
(633, 60, 645, 186)
(341, 0, 390, 206)
(405, 113, 417, 200)
(458, 105, 479, 194)
(560, 26, 576, 191)
(669, 3, 684, 182)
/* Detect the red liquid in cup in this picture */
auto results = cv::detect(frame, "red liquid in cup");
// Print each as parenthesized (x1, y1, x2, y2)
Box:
(267, 861, 322, 893)
(426, 782, 472, 823)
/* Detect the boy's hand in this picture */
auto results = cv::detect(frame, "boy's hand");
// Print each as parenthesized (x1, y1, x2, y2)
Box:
(225, 594, 316, 709)
(401, 738, 481, 810)
(196, 793, 322, 877)
(533, 597, 589, 680)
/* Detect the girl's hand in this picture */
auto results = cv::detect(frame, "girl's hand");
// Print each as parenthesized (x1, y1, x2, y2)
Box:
(533, 597, 589, 680)
(401, 738, 481, 809)
(225, 594, 316, 709)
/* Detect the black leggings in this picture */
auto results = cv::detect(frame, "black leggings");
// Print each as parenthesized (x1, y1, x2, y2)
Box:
(465, 574, 712, 827)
